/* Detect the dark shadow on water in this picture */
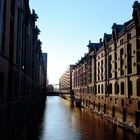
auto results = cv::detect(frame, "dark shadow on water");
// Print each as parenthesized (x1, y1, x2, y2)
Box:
(0, 97, 46, 140)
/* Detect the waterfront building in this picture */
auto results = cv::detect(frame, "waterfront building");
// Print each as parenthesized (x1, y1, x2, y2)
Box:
(71, 1, 140, 132)
(0, 0, 47, 130)
(59, 65, 74, 94)
(72, 55, 87, 99)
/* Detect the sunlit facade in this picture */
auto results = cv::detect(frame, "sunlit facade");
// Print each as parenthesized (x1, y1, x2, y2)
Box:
(59, 65, 74, 93)
(72, 1, 140, 132)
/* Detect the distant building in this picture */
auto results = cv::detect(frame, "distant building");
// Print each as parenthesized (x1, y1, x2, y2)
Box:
(46, 84, 54, 92)
(59, 65, 74, 93)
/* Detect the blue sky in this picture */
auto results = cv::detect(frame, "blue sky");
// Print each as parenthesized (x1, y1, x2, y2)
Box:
(29, 0, 135, 85)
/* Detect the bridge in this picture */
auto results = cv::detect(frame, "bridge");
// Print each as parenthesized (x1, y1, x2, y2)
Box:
(46, 84, 75, 102)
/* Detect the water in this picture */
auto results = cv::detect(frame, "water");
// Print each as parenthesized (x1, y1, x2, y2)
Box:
(1, 96, 139, 140)
(39, 96, 140, 140)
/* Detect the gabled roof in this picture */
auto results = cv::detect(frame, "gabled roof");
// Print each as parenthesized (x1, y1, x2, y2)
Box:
(124, 19, 133, 27)
(104, 33, 112, 42)
(87, 40, 102, 50)
(112, 23, 124, 33)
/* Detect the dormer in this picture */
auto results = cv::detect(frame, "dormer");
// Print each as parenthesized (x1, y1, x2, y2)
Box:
(103, 33, 112, 47)
(112, 23, 124, 41)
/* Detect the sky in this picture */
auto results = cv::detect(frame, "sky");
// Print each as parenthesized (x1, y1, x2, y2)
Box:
(29, 0, 135, 85)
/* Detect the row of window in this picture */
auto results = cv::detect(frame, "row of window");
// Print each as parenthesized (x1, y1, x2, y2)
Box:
(73, 77, 140, 97)
(97, 60, 104, 81)
(108, 82, 125, 95)
(108, 33, 132, 53)
(97, 78, 140, 97)
(119, 33, 131, 46)
(109, 43, 132, 78)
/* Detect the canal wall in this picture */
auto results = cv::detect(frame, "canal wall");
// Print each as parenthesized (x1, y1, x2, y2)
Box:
(78, 95, 140, 134)
(59, 93, 139, 134)
(59, 94, 140, 134)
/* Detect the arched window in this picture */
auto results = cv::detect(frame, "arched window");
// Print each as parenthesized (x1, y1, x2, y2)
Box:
(120, 48, 124, 55)
(137, 78, 140, 96)
(121, 82, 124, 95)
(98, 85, 100, 94)
(0, 72, 4, 100)
(115, 82, 119, 94)
(128, 80, 132, 98)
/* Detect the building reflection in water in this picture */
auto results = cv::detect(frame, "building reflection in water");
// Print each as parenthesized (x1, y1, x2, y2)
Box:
(40, 97, 140, 140)
(0, 96, 140, 140)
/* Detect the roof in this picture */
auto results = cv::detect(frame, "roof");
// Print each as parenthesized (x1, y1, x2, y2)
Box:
(87, 42, 102, 50)
(112, 23, 124, 33)
(104, 33, 112, 42)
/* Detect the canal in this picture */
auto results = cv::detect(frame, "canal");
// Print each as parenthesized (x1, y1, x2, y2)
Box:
(39, 96, 140, 140)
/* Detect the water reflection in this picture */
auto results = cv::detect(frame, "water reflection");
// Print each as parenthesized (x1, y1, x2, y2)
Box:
(0, 96, 139, 140)
(40, 96, 140, 140)
(0, 99, 46, 140)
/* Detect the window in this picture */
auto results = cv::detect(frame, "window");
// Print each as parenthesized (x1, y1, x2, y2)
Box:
(115, 62, 117, 78)
(109, 83, 112, 94)
(121, 82, 124, 95)
(115, 82, 119, 94)
(127, 43, 132, 74)
(0, 72, 4, 100)
(137, 78, 140, 96)
(128, 80, 132, 98)
(120, 48, 124, 55)
(120, 48, 124, 76)
(101, 60, 103, 65)
(101, 60, 103, 80)
(108, 55, 112, 78)
(98, 85, 100, 93)
(98, 62, 100, 80)
(120, 38, 124, 45)
(101, 53, 103, 57)
(95, 85, 97, 95)
(127, 33, 131, 41)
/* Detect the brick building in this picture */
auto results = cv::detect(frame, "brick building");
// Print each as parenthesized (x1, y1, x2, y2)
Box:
(0, 0, 47, 134)
(59, 65, 74, 94)
(71, 1, 140, 132)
